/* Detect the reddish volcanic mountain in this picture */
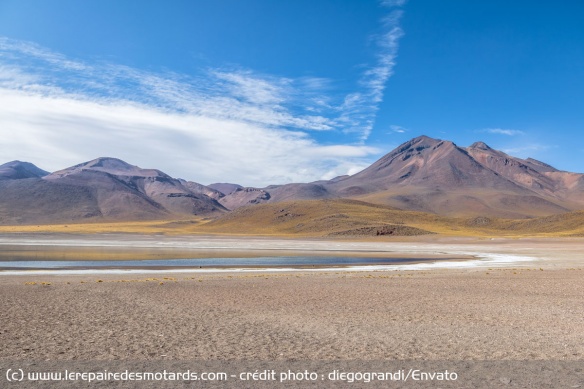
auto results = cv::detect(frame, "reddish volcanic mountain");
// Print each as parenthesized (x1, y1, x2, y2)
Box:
(1, 136, 583, 223)
(0, 158, 225, 224)
(219, 135, 583, 217)
(324, 136, 576, 217)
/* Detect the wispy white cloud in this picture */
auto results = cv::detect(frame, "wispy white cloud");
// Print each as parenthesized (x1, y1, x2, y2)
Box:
(0, 0, 406, 186)
(0, 37, 87, 71)
(389, 124, 408, 133)
(0, 87, 379, 186)
(0, 37, 338, 132)
(213, 70, 288, 106)
(338, 5, 405, 141)
(380, 0, 408, 7)
(483, 128, 525, 136)
(0, 37, 391, 186)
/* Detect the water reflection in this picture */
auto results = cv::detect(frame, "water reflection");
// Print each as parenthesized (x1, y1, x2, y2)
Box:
(0, 256, 439, 270)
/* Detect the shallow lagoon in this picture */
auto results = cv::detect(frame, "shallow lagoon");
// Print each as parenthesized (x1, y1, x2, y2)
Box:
(0, 255, 442, 270)
(0, 234, 541, 275)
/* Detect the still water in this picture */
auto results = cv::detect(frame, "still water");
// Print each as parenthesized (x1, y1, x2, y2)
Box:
(0, 256, 440, 270)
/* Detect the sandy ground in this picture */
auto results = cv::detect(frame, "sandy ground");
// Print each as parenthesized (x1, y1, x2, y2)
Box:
(1, 267, 583, 361)
(1, 235, 583, 387)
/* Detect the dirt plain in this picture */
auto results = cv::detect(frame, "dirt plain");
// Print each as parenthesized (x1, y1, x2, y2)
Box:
(1, 235, 583, 388)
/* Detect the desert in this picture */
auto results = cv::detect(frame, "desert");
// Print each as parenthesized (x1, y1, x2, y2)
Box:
(2, 1, 584, 386)
(1, 234, 583, 387)
(1, 137, 584, 387)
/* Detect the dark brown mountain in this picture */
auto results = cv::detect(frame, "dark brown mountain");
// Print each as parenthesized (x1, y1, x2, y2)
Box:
(0, 161, 49, 180)
(0, 157, 225, 224)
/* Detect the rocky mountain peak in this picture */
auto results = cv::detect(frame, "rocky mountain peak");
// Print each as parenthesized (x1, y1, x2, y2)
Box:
(47, 157, 165, 179)
(468, 141, 492, 150)
(85, 157, 136, 170)
(0, 160, 49, 180)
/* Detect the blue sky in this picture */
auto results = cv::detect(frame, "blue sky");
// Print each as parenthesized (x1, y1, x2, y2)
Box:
(0, 0, 582, 186)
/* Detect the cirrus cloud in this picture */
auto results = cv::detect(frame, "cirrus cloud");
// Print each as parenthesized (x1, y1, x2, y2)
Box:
(0, 2, 405, 187)
(483, 128, 525, 136)
(0, 38, 387, 186)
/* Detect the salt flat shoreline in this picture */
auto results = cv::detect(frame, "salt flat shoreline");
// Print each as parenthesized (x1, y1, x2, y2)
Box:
(1, 234, 583, 271)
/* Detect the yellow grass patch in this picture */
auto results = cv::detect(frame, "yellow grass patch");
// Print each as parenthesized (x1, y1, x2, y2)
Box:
(0, 199, 583, 238)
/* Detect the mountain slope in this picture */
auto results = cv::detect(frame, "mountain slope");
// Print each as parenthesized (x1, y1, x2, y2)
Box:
(201, 199, 442, 236)
(199, 199, 584, 237)
(0, 161, 49, 180)
(45, 157, 226, 217)
(0, 157, 225, 224)
(325, 136, 573, 217)
(465, 141, 584, 207)
(218, 135, 581, 218)
(0, 179, 101, 224)
(466, 142, 565, 197)
(1, 135, 583, 223)
(178, 180, 224, 201)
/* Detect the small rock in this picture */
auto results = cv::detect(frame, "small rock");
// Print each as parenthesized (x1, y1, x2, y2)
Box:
(500, 377, 511, 385)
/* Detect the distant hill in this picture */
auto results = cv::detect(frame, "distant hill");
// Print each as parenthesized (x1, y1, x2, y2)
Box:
(0, 161, 49, 180)
(0, 157, 225, 224)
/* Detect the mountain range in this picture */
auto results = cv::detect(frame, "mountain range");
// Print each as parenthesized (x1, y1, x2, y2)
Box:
(212, 136, 584, 218)
(0, 157, 225, 224)
(1, 135, 583, 224)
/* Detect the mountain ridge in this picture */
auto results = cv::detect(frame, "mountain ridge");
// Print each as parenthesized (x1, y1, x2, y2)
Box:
(0, 157, 226, 224)
(1, 136, 583, 223)
(216, 135, 584, 217)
